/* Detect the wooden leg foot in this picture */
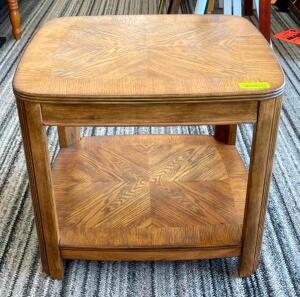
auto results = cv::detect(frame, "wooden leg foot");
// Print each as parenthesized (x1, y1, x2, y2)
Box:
(41, 258, 64, 279)
(239, 261, 258, 277)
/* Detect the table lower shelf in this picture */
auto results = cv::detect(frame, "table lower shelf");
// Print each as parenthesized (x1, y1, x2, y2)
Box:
(52, 135, 247, 259)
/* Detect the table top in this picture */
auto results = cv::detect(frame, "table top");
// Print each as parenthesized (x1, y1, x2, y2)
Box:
(14, 15, 284, 103)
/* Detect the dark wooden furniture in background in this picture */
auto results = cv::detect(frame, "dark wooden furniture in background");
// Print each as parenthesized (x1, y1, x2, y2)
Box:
(287, 0, 300, 20)
(244, 0, 271, 41)
(7, 0, 21, 39)
(13, 15, 284, 279)
(169, 0, 272, 42)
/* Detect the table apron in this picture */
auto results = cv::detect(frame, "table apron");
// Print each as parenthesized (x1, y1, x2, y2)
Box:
(41, 101, 258, 126)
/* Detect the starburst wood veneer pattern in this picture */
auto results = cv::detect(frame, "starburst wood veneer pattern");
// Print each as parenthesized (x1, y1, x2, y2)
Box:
(52, 135, 247, 250)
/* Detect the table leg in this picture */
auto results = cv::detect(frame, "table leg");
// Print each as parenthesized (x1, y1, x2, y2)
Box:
(214, 125, 237, 145)
(58, 127, 81, 148)
(7, 0, 21, 40)
(239, 97, 282, 276)
(16, 100, 64, 279)
(167, 0, 181, 13)
(259, 0, 271, 42)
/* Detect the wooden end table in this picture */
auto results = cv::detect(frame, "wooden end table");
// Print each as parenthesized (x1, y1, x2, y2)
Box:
(13, 15, 284, 279)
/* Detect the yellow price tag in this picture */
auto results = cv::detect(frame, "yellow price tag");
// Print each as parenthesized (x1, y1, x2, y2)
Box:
(239, 82, 270, 89)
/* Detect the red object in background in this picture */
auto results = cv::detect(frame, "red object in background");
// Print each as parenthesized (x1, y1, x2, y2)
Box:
(273, 29, 300, 45)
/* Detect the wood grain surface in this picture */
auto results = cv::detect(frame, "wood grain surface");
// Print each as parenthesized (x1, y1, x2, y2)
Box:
(16, 100, 63, 278)
(13, 13, 285, 279)
(41, 101, 258, 126)
(239, 97, 283, 276)
(57, 127, 81, 148)
(13, 15, 284, 103)
(52, 135, 247, 250)
(61, 246, 241, 261)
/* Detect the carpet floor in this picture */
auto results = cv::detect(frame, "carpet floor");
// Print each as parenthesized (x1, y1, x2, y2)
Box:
(0, 1, 299, 296)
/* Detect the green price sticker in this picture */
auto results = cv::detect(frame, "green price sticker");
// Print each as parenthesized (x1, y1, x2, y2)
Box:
(239, 82, 270, 89)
